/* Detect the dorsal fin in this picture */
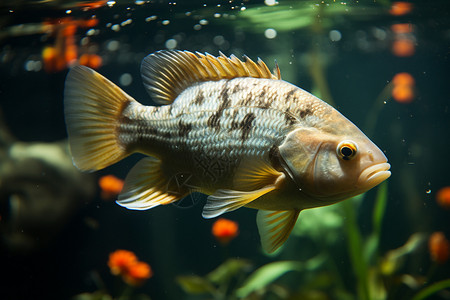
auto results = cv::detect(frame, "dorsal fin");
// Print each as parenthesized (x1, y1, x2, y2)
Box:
(140, 50, 281, 105)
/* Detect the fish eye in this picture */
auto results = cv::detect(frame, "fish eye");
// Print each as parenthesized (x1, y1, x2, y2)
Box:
(336, 141, 358, 161)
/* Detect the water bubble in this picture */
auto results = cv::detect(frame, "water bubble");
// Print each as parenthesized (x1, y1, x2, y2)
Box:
(329, 30, 342, 42)
(135, 0, 145, 5)
(265, 0, 277, 6)
(121, 19, 132, 27)
(107, 40, 120, 51)
(165, 38, 177, 49)
(86, 29, 97, 36)
(66, 9, 72, 14)
(372, 27, 387, 40)
(213, 35, 225, 46)
(145, 15, 157, 22)
(264, 28, 277, 39)
(162, 20, 170, 25)
(426, 189, 431, 194)
(119, 73, 133, 86)
(199, 19, 209, 25)
(111, 24, 120, 32)
(107, 1, 116, 7)
(80, 37, 90, 46)
(214, 13, 221, 18)
(193, 24, 202, 30)
(24, 60, 42, 72)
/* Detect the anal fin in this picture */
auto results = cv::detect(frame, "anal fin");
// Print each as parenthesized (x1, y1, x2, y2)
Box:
(117, 157, 188, 210)
(256, 209, 300, 254)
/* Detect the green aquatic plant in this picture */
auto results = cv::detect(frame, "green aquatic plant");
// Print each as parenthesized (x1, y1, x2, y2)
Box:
(236, 0, 387, 33)
(176, 256, 328, 299)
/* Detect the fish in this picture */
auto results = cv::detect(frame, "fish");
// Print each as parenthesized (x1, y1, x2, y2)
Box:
(64, 50, 391, 253)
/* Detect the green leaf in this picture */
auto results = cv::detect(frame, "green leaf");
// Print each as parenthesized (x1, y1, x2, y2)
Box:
(207, 258, 252, 284)
(176, 275, 216, 295)
(72, 292, 112, 300)
(235, 261, 303, 298)
(341, 199, 370, 300)
(364, 182, 389, 265)
(412, 279, 450, 300)
(373, 182, 388, 241)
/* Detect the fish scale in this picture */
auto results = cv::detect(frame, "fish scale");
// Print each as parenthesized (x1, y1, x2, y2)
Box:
(119, 77, 320, 164)
(64, 50, 390, 253)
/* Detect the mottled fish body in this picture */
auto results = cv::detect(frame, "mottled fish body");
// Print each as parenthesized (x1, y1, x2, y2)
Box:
(65, 50, 391, 253)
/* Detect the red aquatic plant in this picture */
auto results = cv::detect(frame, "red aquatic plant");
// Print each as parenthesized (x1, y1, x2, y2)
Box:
(390, 23, 416, 57)
(391, 72, 415, 103)
(389, 2, 413, 16)
(108, 249, 152, 286)
(428, 232, 450, 264)
(98, 175, 124, 200)
(42, 17, 100, 72)
(436, 187, 450, 210)
(212, 218, 239, 245)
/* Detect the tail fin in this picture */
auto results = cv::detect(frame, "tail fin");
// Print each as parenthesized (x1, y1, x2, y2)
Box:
(64, 65, 134, 171)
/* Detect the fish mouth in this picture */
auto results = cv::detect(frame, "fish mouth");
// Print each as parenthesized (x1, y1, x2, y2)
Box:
(358, 162, 391, 188)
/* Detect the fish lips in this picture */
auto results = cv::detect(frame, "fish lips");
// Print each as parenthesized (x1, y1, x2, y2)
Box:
(357, 162, 391, 189)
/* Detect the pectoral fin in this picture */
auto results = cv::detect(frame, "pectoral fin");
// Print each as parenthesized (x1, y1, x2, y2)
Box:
(202, 185, 277, 218)
(202, 159, 284, 219)
(256, 209, 300, 254)
(117, 157, 188, 210)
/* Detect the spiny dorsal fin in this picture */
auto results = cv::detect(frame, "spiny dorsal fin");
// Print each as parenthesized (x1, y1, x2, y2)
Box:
(141, 50, 281, 105)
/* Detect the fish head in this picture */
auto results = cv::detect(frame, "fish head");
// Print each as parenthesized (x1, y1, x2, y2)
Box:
(278, 125, 390, 205)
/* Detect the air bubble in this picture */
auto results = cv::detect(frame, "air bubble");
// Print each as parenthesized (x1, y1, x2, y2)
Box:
(119, 73, 133, 86)
(264, 28, 277, 39)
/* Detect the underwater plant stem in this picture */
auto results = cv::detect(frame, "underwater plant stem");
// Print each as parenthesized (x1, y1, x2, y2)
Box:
(118, 285, 133, 300)
(424, 262, 438, 284)
(411, 278, 450, 300)
(364, 83, 393, 137)
(308, 47, 335, 107)
(308, 3, 335, 107)
(366, 182, 389, 262)
(314, 236, 347, 291)
(342, 200, 370, 300)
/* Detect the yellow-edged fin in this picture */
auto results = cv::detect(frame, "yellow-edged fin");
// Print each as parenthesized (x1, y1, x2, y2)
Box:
(140, 50, 280, 105)
(64, 65, 134, 171)
(256, 210, 300, 254)
(202, 186, 277, 219)
(117, 157, 187, 210)
(202, 159, 285, 219)
(234, 158, 284, 191)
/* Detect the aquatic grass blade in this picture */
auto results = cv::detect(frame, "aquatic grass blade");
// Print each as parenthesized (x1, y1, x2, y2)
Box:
(412, 279, 450, 300)
(342, 199, 370, 300)
(235, 261, 303, 298)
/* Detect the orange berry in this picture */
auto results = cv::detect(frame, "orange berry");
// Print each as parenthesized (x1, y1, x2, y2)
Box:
(392, 72, 415, 86)
(212, 218, 239, 245)
(88, 54, 103, 69)
(392, 38, 415, 57)
(98, 175, 124, 199)
(436, 187, 450, 209)
(389, 2, 413, 16)
(392, 85, 414, 103)
(108, 250, 137, 275)
(391, 23, 413, 34)
(429, 232, 450, 264)
(124, 262, 153, 286)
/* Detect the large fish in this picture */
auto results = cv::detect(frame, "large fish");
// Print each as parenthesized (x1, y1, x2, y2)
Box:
(64, 50, 391, 253)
